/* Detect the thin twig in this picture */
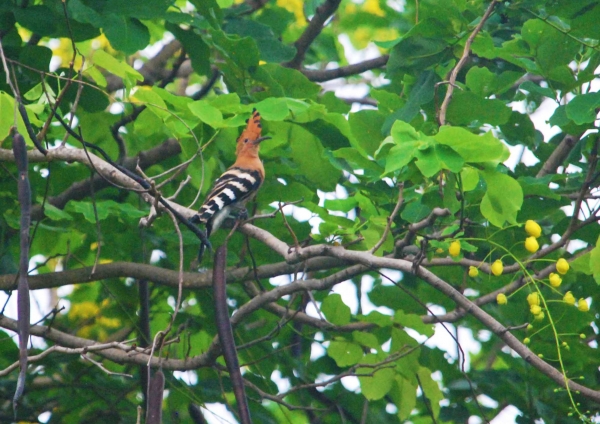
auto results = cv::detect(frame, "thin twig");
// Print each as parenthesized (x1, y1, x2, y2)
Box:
(81, 353, 133, 378)
(370, 183, 403, 254)
(438, 0, 498, 126)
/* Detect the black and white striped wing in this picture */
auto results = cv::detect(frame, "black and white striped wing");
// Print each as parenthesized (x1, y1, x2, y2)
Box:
(196, 167, 263, 236)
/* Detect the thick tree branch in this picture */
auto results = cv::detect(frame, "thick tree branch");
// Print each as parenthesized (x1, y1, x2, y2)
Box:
(536, 133, 581, 178)
(283, 0, 342, 69)
(0, 257, 346, 292)
(3, 138, 179, 221)
(302, 55, 389, 82)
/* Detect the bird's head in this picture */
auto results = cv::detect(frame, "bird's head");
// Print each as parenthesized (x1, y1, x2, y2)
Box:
(236, 108, 270, 157)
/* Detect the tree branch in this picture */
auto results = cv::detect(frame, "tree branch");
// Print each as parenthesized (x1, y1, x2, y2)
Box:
(536, 133, 581, 178)
(438, 0, 498, 126)
(283, 0, 342, 69)
(302, 55, 389, 82)
(10, 138, 178, 221)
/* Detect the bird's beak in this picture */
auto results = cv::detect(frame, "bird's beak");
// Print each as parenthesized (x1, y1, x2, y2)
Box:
(253, 136, 271, 145)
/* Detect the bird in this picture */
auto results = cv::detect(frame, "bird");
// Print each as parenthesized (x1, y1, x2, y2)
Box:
(192, 108, 270, 261)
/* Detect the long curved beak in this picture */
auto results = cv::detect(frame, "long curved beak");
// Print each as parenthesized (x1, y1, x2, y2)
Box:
(253, 136, 271, 145)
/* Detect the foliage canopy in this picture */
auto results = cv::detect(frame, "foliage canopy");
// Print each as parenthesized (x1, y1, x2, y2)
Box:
(1, 0, 600, 423)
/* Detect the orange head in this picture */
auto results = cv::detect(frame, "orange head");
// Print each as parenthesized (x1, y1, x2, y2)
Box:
(236, 108, 270, 158)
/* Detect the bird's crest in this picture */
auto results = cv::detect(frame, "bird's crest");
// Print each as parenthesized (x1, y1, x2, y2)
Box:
(237, 108, 262, 145)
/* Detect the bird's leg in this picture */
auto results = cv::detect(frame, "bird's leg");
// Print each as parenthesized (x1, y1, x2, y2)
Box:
(231, 205, 249, 221)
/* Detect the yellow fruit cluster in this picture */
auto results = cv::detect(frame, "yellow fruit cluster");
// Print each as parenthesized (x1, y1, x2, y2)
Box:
(524, 220, 542, 253)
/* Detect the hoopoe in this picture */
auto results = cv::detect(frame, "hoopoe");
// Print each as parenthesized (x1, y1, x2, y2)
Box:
(192, 108, 270, 260)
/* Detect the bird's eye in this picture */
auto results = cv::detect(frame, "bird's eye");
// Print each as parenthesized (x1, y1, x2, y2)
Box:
(244, 139, 249, 143)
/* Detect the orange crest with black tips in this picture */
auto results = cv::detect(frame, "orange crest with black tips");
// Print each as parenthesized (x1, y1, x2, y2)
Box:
(237, 108, 262, 142)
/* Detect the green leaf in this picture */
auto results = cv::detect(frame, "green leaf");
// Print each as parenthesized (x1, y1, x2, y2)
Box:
(359, 311, 393, 327)
(518, 177, 561, 200)
(103, 0, 172, 20)
(565, 92, 600, 125)
(384, 141, 420, 175)
(395, 376, 417, 420)
(254, 97, 289, 121)
(589, 237, 600, 284)
(521, 19, 580, 74)
(358, 353, 395, 400)
(188, 100, 224, 128)
(224, 18, 296, 63)
(328, 340, 363, 367)
(570, 252, 591, 276)
(321, 294, 351, 325)
(289, 124, 340, 190)
(189, 0, 222, 28)
(352, 331, 380, 350)
(211, 29, 259, 70)
(209, 93, 246, 113)
(416, 144, 464, 177)
(69, 0, 104, 27)
(446, 91, 511, 126)
(255, 64, 321, 99)
(103, 16, 150, 55)
(66, 201, 110, 222)
(435, 127, 509, 163)
(480, 169, 523, 227)
(349, 110, 386, 156)
(13, 6, 57, 36)
(394, 311, 434, 337)
(132, 87, 170, 119)
(66, 200, 147, 223)
(460, 167, 480, 191)
(0, 93, 32, 143)
(519, 80, 555, 99)
(43, 203, 74, 221)
(167, 24, 211, 77)
(92, 49, 143, 83)
(417, 367, 443, 419)
(401, 201, 431, 224)
(383, 70, 437, 134)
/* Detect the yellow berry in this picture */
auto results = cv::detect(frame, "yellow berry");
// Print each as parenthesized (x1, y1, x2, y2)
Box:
(580, 333, 586, 339)
(525, 236, 539, 253)
(561, 342, 568, 347)
(526, 324, 533, 331)
(577, 298, 589, 312)
(563, 291, 576, 306)
(538, 353, 544, 358)
(525, 220, 542, 238)
(556, 258, 569, 275)
(496, 293, 507, 305)
(491, 259, 503, 276)
(527, 292, 540, 307)
(524, 337, 531, 345)
(436, 248, 444, 254)
(549, 273, 562, 288)
(530, 305, 542, 315)
(468, 266, 479, 277)
(534, 311, 545, 321)
(449, 240, 461, 257)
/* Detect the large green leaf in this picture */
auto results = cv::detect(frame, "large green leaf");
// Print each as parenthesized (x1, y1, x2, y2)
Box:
(480, 169, 523, 227)
(321, 293, 351, 325)
(435, 126, 509, 163)
(446, 91, 511, 126)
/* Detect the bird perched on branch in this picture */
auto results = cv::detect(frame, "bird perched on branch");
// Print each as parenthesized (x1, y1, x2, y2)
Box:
(192, 108, 270, 261)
